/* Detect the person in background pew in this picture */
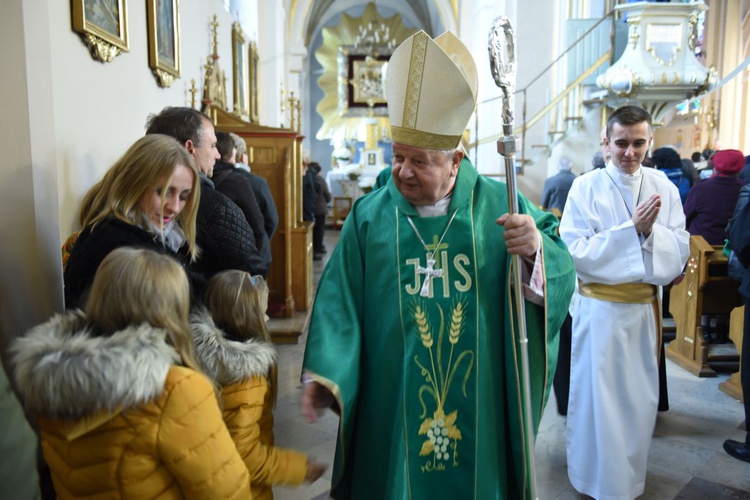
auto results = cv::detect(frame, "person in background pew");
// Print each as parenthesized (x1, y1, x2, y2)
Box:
(63, 134, 201, 309)
(560, 105, 690, 500)
(230, 132, 279, 276)
(540, 157, 577, 417)
(191, 270, 326, 498)
(146, 107, 266, 279)
(307, 162, 332, 259)
(725, 184, 750, 463)
(653, 147, 691, 204)
(684, 149, 746, 246)
(541, 157, 576, 214)
(212, 131, 270, 277)
(13, 248, 252, 498)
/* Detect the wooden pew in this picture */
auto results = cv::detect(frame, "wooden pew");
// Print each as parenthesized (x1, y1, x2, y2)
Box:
(206, 106, 313, 343)
(666, 235, 743, 376)
(719, 306, 745, 402)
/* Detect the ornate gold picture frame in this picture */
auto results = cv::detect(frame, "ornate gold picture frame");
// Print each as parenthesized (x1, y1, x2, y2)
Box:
(232, 23, 250, 119)
(337, 48, 390, 118)
(248, 41, 260, 123)
(72, 0, 129, 63)
(146, 0, 181, 87)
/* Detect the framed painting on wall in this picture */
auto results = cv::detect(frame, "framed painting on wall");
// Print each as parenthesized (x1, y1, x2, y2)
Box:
(232, 23, 250, 119)
(337, 48, 391, 118)
(146, 0, 181, 87)
(248, 41, 260, 123)
(72, 0, 129, 63)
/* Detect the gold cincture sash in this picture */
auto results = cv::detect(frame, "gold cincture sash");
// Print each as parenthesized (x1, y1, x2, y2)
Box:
(578, 280, 662, 359)
(578, 281, 657, 303)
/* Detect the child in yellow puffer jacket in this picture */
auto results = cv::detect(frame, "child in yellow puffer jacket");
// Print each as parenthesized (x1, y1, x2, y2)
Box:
(191, 271, 326, 500)
(13, 248, 252, 499)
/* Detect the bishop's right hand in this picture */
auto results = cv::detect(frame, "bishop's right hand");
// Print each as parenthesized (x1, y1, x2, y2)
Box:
(301, 379, 334, 423)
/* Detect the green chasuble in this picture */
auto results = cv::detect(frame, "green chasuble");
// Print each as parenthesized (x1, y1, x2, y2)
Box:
(303, 159, 575, 499)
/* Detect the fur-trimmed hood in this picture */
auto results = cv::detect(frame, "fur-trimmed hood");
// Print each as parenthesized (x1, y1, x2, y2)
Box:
(12, 310, 179, 420)
(190, 306, 276, 387)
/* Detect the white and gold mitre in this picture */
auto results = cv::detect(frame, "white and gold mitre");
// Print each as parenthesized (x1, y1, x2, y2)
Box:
(386, 31, 478, 150)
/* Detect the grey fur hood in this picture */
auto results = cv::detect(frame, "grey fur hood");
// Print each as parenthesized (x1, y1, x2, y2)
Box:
(190, 306, 276, 387)
(12, 310, 179, 419)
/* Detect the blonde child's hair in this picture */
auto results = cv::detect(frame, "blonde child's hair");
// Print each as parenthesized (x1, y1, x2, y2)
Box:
(78, 134, 201, 260)
(85, 247, 201, 373)
(204, 271, 277, 406)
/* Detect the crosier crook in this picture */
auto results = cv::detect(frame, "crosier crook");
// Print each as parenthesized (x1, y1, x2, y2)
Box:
(488, 16, 539, 500)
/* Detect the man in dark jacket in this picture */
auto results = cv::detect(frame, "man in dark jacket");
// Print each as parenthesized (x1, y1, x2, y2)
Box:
(725, 190, 750, 463)
(308, 162, 332, 257)
(230, 132, 279, 261)
(541, 157, 576, 213)
(212, 132, 270, 275)
(145, 107, 265, 278)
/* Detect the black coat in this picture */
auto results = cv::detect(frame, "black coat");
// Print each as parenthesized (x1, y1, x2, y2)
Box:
(63, 218, 192, 309)
(192, 175, 265, 278)
(313, 173, 332, 216)
(244, 171, 278, 240)
(302, 170, 317, 221)
(211, 161, 270, 265)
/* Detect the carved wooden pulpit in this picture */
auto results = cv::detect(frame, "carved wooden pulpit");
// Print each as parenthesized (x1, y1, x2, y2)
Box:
(206, 106, 313, 342)
(666, 235, 743, 376)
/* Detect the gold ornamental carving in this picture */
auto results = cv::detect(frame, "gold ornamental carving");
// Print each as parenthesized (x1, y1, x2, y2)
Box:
(84, 34, 123, 63)
(154, 68, 176, 88)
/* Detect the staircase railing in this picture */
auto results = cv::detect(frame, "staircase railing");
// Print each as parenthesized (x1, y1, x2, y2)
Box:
(469, 9, 617, 170)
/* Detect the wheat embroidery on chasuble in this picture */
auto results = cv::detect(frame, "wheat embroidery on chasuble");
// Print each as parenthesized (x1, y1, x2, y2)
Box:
(396, 205, 480, 496)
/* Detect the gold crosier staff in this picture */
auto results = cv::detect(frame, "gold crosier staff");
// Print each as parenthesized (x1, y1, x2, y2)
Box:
(488, 16, 538, 500)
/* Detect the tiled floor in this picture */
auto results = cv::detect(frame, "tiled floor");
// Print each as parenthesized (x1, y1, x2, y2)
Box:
(272, 229, 750, 499)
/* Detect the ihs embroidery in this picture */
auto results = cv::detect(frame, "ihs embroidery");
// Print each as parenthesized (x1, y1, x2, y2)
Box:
(412, 298, 474, 472)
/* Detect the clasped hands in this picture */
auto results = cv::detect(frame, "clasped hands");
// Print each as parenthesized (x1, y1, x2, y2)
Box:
(632, 194, 661, 238)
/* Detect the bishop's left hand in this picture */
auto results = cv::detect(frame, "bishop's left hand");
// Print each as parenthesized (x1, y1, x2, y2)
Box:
(497, 214, 538, 257)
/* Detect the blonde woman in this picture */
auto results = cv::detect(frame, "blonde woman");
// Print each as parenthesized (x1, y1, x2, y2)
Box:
(64, 134, 200, 309)
(13, 248, 251, 499)
(191, 271, 325, 499)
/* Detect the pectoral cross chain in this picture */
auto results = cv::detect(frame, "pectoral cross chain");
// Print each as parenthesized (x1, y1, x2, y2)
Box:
(406, 208, 459, 299)
(417, 258, 443, 297)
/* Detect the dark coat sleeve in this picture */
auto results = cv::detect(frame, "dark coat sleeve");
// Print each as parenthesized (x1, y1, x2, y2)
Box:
(193, 187, 266, 277)
(213, 168, 267, 254)
(250, 175, 279, 239)
(63, 219, 194, 309)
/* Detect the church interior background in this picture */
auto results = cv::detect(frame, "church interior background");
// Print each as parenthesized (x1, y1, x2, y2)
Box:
(3, 0, 750, 497)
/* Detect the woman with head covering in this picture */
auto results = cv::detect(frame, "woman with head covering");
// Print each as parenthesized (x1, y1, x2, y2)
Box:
(63, 134, 201, 309)
(683, 149, 746, 245)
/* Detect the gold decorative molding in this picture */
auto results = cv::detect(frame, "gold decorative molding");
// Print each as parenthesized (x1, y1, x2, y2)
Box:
(154, 68, 175, 87)
(84, 33, 123, 62)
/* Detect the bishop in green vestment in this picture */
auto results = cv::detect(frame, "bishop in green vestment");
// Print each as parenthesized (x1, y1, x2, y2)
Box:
(301, 31, 575, 499)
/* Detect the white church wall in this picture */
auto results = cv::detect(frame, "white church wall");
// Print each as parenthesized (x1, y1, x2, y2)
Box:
(47, 0, 235, 240)
(461, 0, 557, 205)
(0, 0, 63, 354)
